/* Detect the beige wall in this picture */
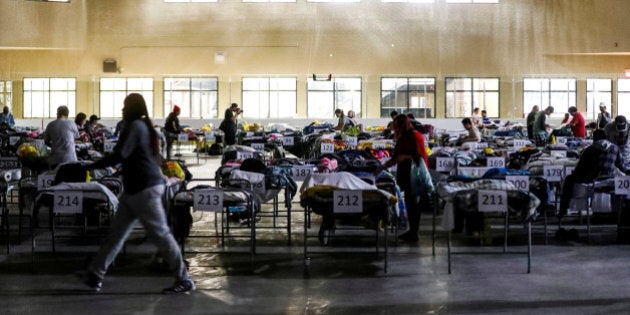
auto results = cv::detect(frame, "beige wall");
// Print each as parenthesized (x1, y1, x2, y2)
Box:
(1, 0, 629, 119)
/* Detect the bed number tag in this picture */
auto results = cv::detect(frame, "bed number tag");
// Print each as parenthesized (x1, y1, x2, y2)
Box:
(513, 139, 527, 150)
(478, 190, 507, 212)
(475, 142, 488, 149)
(281, 136, 294, 147)
(346, 137, 358, 148)
(333, 190, 362, 213)
(38, 174, 56, 190)
(615, 176, 630, 195)
(550, 150, 567, 158)
(543, 165, 564, 182)
(506, 175, 529, 191)
(204, 132, 216, 143)
(291, 165, 313, 181)
(177, 133, 188, 142)
(556, 137, 567, 145)
(9, 136, 19, 146)
(565, 166, 575, 177)
(436, 157, 454, 172)
(104, 140, 115, 153)
(486, 157, 505, 168)
(236, 151, 255, 160)
(321, 143, 335, 154)
(251, 143, 265, 152)
(194, 189, 223, 212)
(54, 191, 83, 214)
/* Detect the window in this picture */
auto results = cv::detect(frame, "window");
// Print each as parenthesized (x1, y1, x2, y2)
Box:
(23, 78, 76, 118)
(0, 81, 11, 112)
(618, 79, 630, 118)
(445, 77, 499, 118)
(523, 78, 576, 119)
(307, 77, 361, 119)
(307, 0, 360, 2)
(381, 77, 435, 118)
(586, 79, 612, 120)
(446, 0, 498, 3)
(243, 0, 295, 2)
(382, 0, 434, 2)
(242, 77, 297, 119)
(164, 0, 216, 2)
(100, 78, 153, 118)
(164, 78, 218, 119)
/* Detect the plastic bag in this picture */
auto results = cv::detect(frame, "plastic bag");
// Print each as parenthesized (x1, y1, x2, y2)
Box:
(410, 159, 434, 195)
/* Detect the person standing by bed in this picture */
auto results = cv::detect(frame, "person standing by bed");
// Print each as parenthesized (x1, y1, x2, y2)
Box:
(373, 114, 429, 243)
(80, 93, 194, 294)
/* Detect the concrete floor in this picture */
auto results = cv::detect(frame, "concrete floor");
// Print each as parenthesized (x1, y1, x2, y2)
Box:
(2, 152, 630, 314)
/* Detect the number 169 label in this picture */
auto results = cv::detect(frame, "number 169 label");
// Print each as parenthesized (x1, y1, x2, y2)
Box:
(333, 190, 362, 213)
(478, 190, 507, 212)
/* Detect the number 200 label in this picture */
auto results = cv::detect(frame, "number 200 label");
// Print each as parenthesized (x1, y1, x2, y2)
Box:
(194, 190, 223, 212)
(615, 176, 630, 195)
(333, 190, 362, 213)
(478, 190, 507, 212)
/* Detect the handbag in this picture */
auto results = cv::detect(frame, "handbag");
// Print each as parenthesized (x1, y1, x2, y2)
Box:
(410, 159, 434, 195)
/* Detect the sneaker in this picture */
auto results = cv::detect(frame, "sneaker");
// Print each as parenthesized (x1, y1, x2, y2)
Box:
(81, 271, 102, 292)
(162, 279, 196, 294)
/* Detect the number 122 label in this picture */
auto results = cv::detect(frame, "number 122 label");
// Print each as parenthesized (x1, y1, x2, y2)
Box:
(333, 190, 362, 213)
(478, 190, 508, 212)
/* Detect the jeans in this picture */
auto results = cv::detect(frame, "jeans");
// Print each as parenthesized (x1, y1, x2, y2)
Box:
(88, 185, 190, 282)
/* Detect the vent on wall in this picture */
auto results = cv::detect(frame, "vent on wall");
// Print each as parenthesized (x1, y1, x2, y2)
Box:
(103, 59, 117, 73)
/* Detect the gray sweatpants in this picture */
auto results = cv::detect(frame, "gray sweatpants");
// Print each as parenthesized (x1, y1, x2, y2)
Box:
(88, 184, 189, 282)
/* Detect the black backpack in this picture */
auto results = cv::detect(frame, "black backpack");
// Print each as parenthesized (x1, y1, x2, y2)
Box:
(208, 143, 223, 156)
(53, 163, 88, 185)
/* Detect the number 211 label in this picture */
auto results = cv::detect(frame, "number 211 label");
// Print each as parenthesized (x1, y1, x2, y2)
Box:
(478, 190, 507, 212)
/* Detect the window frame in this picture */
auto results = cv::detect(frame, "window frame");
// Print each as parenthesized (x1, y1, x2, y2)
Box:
(444, 77, 500, 118)
(617, 79, 630, 119)
(0, 81, 12, 113)
(306, 76, 362, 119)
(241, 77, 297, 119)
(99, 77, 154, 119)
(380, 77, 436, 118)
(523, 78, 576, 119)
(586, 78, 612, 121)
(163, 77, 219, 119)
(23, 77, 76, 118)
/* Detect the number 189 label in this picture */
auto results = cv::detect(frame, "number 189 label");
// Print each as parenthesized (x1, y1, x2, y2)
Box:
(333, 190, 362, 213)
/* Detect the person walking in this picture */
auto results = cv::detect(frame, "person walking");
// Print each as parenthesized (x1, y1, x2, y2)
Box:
(80, 93, 194, 294)
(219, 103, 241, 145)
(164, 105, 182, 160)
(373, 114, 429, 243)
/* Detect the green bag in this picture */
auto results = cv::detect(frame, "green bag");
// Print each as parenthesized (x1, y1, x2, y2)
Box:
(410, 159, 434, 195)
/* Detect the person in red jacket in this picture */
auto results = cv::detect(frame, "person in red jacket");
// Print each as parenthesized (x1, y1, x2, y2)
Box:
(374, 114, 428, 242)
(568, 106, 586, 138)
